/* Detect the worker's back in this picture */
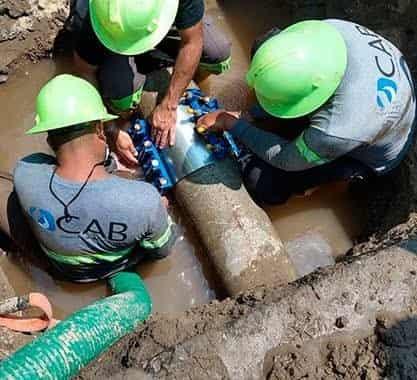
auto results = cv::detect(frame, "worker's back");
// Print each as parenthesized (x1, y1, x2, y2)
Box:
(313, 19, 416, 173)
(13, 153, 172, 279)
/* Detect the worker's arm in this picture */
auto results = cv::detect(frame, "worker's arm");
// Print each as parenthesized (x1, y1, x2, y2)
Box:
(230, 118, 364, 171)
(73, 51, 98, 87)
(197, 110, 364, 171)
(104, 123, 139, 167)
(139, 193, 177, 258)
(150, 21, 204, 148)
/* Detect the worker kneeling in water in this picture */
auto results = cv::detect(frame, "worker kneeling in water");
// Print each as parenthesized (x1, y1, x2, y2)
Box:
(11, 74, 176, 282)
(198, 20, 416, 205)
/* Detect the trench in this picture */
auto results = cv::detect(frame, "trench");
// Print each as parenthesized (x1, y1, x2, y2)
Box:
(0, 0, 364, 318)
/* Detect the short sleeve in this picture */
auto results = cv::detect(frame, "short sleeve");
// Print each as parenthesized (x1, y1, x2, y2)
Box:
(174, 0, 205, 30)
(136, 185, 176, 255)
(73, 7, 109, 66)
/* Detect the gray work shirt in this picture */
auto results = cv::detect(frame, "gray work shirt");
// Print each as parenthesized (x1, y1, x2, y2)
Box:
(231, 19, 416, 173)
(13, 153, 174, 267)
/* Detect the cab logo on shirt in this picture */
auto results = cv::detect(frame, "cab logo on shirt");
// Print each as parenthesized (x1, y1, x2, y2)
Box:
(29, 207, 56, 232)
(377, 77, 397, 109)
(354, 24, 405, 110)
(28, 207, 128, 242)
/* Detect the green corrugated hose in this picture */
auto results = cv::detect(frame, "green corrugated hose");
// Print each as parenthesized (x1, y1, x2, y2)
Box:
(0, 271, 152, 380)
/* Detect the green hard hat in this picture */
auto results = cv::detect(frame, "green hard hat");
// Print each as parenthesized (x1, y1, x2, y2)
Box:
(27, 74, 118, 135)
(246, 20, 348, 119)
(89, 0, 179, 56)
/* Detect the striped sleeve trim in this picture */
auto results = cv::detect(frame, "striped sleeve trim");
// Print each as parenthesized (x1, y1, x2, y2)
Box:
(140, 217, 174, 250)
(295, 132, 330, 165)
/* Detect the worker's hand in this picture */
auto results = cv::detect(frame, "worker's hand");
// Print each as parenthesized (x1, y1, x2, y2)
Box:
(196, 110, 240, 134)
(150, 103, 177, 149)
(114, 130, 139, 168)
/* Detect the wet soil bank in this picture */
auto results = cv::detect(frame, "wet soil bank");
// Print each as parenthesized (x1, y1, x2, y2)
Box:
(77, 244, 417, 379)
(0, 0, 69, 82)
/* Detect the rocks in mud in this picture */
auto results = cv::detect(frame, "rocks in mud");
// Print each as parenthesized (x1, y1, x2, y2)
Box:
(335, 316, 349, 329)
(78, 245, 417, 379)
(0, 0, 32, 19)
(0, 67, 8, 84)
(0, 0, 69, 80)
(268, 312, 417, 380)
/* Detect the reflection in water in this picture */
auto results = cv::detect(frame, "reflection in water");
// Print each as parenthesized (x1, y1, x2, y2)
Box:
(267, 182, 364, 267)
(0, 209, 215, 319)
(0, 60, 59, 173)
(201, 0, 291, 110)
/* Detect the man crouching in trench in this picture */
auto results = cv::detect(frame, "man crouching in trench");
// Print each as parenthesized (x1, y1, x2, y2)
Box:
(0, 74, 176, 283)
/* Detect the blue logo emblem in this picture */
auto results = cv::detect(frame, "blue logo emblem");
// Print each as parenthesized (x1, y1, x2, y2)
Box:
(28, 207, 56, 232)
(377, 77, 398, 109)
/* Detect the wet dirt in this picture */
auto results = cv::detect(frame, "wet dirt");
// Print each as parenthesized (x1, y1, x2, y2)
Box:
(266, 312, 417, 379)
(77, 245, 417, 379)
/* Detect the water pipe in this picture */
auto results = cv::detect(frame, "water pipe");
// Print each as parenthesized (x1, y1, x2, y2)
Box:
(128, 89, 242, 194)
(138, 74, 296, 295)
(0, 271, 152, 380)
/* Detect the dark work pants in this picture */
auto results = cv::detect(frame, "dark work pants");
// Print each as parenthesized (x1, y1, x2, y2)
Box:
(98, 15, 232, 93)
(242, 156, 375, 206)
(71, 1, 232, 101)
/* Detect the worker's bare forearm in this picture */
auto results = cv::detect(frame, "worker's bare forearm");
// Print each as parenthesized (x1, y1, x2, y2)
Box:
(162, 23, 203, 109)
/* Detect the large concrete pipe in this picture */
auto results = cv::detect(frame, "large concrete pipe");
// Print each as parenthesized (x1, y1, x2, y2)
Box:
(139, 70, 296, 295)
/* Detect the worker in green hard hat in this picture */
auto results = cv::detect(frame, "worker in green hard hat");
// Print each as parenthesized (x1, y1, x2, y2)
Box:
(198, 19, 416, 205)
(69, 0, 231, 154)
(6, 74, 177, 282)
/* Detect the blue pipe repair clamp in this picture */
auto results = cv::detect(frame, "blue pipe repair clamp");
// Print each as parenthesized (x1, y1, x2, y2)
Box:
(128, 89, 243, 194)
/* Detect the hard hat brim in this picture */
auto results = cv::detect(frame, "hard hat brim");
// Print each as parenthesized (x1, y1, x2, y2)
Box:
(26, 113, 118, 135)
(248, 20, 348, 119)
(256, 74, 344, 119)
(90, 0, 180, 56)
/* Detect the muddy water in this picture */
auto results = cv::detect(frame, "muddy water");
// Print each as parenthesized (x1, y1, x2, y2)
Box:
(202, 0, 291, 110)
(266, 183, 363, 258)
(203, 0, 362, 271)
(0, 60, 215, 318)
(0, 212, 216, 319)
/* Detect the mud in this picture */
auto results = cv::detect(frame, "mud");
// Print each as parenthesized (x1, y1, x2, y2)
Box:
(0, 265, 32, 360)
(76, 245, 417, 379)
(0, 0, 69, 80)
(266, 312, 417, 379)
